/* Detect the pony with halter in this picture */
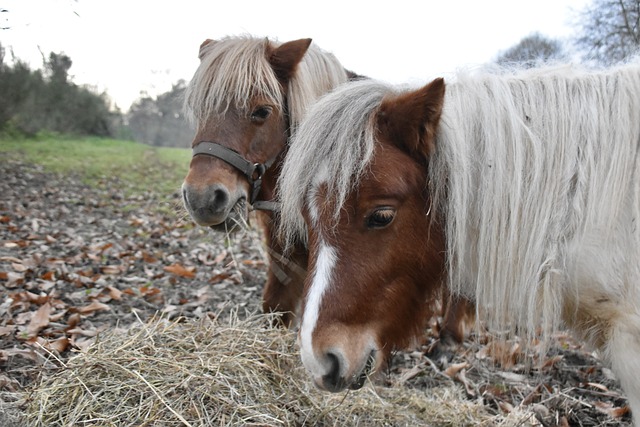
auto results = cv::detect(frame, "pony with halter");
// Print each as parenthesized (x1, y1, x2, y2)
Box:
(181, 36, 352, 325)
(181, 35, 472, 342)
(277, 62, 640, 423)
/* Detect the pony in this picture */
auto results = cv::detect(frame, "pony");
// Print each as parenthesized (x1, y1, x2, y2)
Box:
(277, 63, 640, 423)
(180, 35, 473, 343)
(181, 36, 353, 325)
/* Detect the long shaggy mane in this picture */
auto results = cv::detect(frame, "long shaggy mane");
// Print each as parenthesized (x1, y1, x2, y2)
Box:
(184, 35, 349, 133)
(278, 61, 640, 344)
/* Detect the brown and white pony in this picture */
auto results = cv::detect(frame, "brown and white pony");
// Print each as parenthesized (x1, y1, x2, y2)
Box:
(181, 36, 352, 325)
(277, 63, 640, 423)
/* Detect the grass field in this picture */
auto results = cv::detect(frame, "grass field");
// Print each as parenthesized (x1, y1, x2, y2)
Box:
(0, 134, 191, 197)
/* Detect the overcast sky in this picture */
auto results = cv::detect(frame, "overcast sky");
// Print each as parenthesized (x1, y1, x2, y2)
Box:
(2, 0, 590, 111)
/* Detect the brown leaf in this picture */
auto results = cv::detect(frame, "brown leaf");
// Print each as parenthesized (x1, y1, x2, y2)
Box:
(212, 251, 228, 264)
(41, 271, 56, 281)
(11, 262, 27, 272)
(142, 251, 158, 263)
(498, 400, 514, 413)
(106, 286, 123, 300)
(209, 272, 232, 284)
(164, 263, 196, 278)
(594, 401, 630, 419)
(444, 362, 469, 378)
(0, 325, 16, 337)
(398, 363, 425, 384)
(75, 301, 111, 315)
(456, 367, 476, 397)
(27, 302, 51, 336)
(25, 291, 49, 305)
(539, 354, 563, 370)
(48, 337, 70, 353)
(66, 327, 99, 337)
(27, 336, 70, 354)
(66, 313, 82, 329)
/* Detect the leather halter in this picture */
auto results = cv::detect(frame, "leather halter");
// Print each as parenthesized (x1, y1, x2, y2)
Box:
(192, 141, 280, 211)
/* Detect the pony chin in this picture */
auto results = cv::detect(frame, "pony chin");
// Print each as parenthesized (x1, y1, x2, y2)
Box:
(300, 323, 383, 393)
(207, 197, 249, 233)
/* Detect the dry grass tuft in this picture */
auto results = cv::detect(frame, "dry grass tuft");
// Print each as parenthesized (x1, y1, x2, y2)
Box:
(25, 313, 537, 426)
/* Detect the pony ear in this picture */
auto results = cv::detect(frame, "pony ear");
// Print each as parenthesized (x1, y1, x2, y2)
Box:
(198, 39, 216, 60)
(376, 78, 445, 162)
(269, 38, 313, 81)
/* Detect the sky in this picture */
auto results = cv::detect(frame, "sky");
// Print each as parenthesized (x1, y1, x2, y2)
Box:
(1, 0, 591, 112)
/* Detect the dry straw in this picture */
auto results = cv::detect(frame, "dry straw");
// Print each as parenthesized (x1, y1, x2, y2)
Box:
(26, 312, 536, 426)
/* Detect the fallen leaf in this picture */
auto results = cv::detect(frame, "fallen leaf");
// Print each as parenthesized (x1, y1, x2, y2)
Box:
(48, 337, 70, 353)
(164, 263, 196, 278)
(0, 325, 16, 337)
(398, 363, 425, 383)
(498, 400, 514, 413)
(142, 251, 158, 263)
(11, 262, 27, 272)
(27, 302, 51, 336)
(209, 272, 232, 283)
(212, 251, 228, 264)
(106, 286, 123, 301)
(28, 336, 70, 354)
(75, 301, 111, 315)
(66, 313, 81, 329)
(444, 362, 469, 378)
(41, 271, 56, 281)
(457, 367, 476, 396)
(539, 354, 563, 370)
(594, 401, 630, 419)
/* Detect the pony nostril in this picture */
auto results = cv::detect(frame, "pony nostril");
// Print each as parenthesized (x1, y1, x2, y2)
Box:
(322, 352, 343, 392)
(211, 187, 229, 209)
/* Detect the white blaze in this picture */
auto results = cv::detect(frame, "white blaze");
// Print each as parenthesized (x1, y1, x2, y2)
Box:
(300, 241, 337, 375)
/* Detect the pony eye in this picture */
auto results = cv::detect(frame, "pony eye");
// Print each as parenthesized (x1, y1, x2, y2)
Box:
(251, 106, 272, 122)
(366, 208, 396, 229)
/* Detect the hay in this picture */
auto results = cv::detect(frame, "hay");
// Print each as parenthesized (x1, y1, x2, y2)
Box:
(25, 313, 537, 426)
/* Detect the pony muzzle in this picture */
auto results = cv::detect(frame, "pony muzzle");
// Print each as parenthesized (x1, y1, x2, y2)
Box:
(182, 182, 248, 229)
(308, 347, 379, 393)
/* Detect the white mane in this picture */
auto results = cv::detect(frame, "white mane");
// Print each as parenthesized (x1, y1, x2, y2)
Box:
(433, 62, 640, 341)
(184, 35, 350, 133)
(279, 62, 640, 345)
(277, 80, 395, 249)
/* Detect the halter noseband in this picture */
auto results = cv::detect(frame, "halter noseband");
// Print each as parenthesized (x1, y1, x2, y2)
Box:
(192, 141, 280, 211)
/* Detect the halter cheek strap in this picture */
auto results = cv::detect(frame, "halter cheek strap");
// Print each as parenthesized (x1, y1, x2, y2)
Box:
(192, 141, 279, 210)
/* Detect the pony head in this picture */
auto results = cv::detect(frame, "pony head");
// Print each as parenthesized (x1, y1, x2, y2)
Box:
(278, 78, 447, 391)
(182, 36, 348, 232)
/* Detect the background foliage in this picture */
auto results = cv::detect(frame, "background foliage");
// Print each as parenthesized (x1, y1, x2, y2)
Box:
(1, 0, 639, 147)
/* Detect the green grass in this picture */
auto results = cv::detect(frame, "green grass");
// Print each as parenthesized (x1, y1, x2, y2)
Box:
(0, 134, 191, 197)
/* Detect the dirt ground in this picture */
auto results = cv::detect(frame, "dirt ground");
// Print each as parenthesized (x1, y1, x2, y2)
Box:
(0, 158, 633, 426)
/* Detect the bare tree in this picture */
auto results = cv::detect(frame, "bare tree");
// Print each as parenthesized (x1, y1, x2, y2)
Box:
(495, 33, 567, 67)
(574, 0, 640, 64)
